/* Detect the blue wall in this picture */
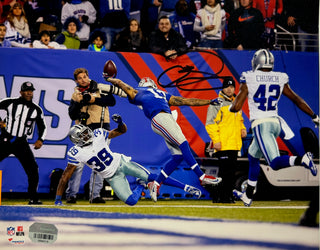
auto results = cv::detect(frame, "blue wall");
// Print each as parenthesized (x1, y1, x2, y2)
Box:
(0, 48, 318, 198)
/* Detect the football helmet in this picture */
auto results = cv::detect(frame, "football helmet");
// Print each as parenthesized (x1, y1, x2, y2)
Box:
(138, 77, 157, 88)
(251, 49, 274, 71)
(68, 124, 94, 147)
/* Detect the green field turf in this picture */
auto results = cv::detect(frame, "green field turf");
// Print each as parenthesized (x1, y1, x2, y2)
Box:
(2, 198, 317, 225)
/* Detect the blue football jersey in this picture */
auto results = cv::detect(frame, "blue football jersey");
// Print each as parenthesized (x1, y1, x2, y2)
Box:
(130, 87, 172, 119)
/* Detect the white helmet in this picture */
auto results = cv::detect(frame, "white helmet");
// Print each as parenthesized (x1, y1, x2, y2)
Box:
(138, 77, 157, 88)
(68, 124, 94, 147)
(251, 49, 274, 71)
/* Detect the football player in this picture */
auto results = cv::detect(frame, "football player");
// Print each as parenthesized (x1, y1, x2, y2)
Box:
(107, 77, 222, 202)
(54, 114, 202, 206)
(230, 49, 319, 206)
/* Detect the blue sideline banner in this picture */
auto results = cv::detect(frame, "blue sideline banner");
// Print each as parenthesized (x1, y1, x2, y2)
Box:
(0, 48, 318, 195)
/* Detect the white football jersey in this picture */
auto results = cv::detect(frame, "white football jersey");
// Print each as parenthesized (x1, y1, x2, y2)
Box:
(240, 70, 289, 120)
(67, 128, 122, 179)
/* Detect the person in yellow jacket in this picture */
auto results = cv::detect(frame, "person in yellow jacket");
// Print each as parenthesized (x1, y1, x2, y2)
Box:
(205, 77, 247, 203)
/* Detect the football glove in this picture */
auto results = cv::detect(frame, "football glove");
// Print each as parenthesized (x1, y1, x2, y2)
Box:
(112, 114, 123, 124)
(210, 98, 223, 106)
(312, 114, 319, 127)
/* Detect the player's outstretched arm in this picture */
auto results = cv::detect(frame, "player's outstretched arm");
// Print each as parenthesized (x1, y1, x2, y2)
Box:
(55, 164, 77, 204)
(282, 84, 314, 116)
(282, 84, 319, 126)
(168, 96, 211, 106)
(107, 78, 138, 100)
(230, 83, 248, 112)
(108, 114, 127, 139)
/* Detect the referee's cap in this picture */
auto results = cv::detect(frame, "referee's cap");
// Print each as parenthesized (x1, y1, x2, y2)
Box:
(21, 82, 35, 91)
(222, 77, 235, 89)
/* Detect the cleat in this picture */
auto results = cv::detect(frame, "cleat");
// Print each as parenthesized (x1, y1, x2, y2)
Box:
(54, 200, 64, 206)
(28, 199, 42, 205)
(200, 175, 222, 186)
(147, 181, 160, 202)
(137, 178, 147, 189)
(301, 152, 317, 176)
(90, 197, 105, 204)
(66, 196, 77, 204)
(184, 185, 202, 199)
(233, 189, 252, 207)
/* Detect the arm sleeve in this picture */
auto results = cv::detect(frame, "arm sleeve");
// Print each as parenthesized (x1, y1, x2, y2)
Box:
(68, 99, 82, 120)
(148, 32, 166, 55)
(205, 105, 221, 143)
(87, 2, 97, 24)
(33, 40, 48, 48)
(95, 94, 116, 107)
(176, 33, 188, 55)
(55, 34, 66, 44)
(36, 108, 47, 141)
(193, 12, 205, 33)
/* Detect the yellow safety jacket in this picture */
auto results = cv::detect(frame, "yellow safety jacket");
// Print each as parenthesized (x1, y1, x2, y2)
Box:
(205, 91, 246, 151)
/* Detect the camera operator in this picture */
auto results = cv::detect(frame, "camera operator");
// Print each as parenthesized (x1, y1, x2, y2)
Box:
(67, 67, 126, 204)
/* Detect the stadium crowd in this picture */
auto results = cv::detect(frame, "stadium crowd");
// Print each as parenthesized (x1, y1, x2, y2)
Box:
(0, 0, 318, 52)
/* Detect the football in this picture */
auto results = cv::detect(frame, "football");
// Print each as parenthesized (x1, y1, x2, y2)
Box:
(103, 60, 117, 80)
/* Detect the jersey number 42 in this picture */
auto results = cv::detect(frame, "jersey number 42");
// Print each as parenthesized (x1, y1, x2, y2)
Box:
(253, 84, 281, 111)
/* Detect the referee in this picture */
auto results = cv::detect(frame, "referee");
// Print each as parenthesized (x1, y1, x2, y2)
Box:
(0, 82, 47, 205)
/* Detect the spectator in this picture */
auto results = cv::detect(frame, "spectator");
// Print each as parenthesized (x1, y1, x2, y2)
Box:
(55, 16, 81, 49)
(252, 0, 283, 49)
(285, 0, 319, 52)
(0, 0, 25, 23)
(32, 29, 66, 49)
(140, 0, 162, 38)
(0, 82, 47, 205)
(129, 0, 144, 22)
(99, 0, 130, 50)
(169, 0, 198, 48)
(205, 77, 247, 203)
(0, 1, 3, 23)
(226, 0, 265, 50)
(113, 18, 147, 52)
(221, 0, 240, 15)
(87, 28, 107, 51)
(148, 15, 188, 60)
(66, 67, 127, 203)
(0, 22, 11, 47)
(61, 0, 97, 49)
(158, 0, 182, 18)
(193, 0, 226, 49)
(23, 0, 51, 40)
(4, 2, 32, 48)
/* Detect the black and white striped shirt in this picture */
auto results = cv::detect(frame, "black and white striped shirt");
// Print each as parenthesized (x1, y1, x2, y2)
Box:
(0, 97, 47, 141)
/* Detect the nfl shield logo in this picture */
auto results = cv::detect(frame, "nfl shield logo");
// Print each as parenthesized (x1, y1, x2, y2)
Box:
(7, 227, 15, 236)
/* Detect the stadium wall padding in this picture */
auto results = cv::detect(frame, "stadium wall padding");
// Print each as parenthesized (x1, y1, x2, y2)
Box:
(0, 48, 318, 196)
